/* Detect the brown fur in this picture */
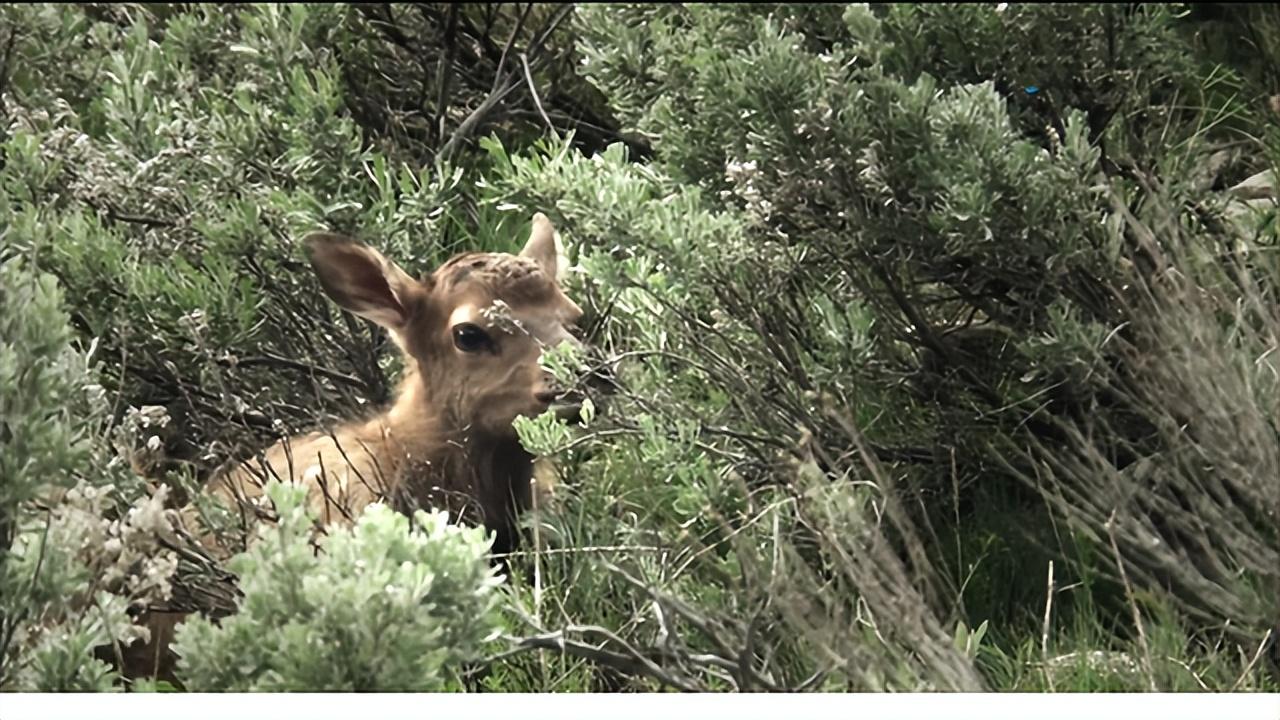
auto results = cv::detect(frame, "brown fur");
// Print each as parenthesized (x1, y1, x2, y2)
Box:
(121, 213, 585, 685)
(208, 212, 582, 552)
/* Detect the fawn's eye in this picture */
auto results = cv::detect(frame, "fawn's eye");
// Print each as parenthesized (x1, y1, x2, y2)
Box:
(452, 323, 492, 353)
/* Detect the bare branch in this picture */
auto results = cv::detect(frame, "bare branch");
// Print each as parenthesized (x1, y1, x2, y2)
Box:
(433, 4, 461, 145)
(216, 353, 366, 390)
(521, 52, 555, 136)
(494, 628, 702, 692)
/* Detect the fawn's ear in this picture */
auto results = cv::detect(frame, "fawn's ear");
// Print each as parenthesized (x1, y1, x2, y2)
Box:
(519, 212, 569, 283)
(303, 233, 423, 330)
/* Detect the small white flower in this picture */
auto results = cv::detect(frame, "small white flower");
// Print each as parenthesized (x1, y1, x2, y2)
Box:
(85, 383, 106, 403)
(138, 405, 171, 428)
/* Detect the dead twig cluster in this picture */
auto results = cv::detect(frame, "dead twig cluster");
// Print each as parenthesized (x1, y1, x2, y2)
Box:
(350, 3, 650, 163)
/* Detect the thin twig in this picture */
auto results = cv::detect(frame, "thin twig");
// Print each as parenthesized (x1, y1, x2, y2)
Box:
(81, 197, 176, 229)
(491, 3, 533, 95)
(1163, 655, 1210, 692)
(496, 629, 701, 692)
(521, 52, 555, 137)
(530, 460, 545, 681)
(1041, 560, 1056, 692)
(1106, 511, 1159, 691)
(491, 544, 665, 561)
(217, 353, 366, 389)
(438, 79, 522, 162)
(433, 3, 460, 144)
(1229, 627, 1274, 692)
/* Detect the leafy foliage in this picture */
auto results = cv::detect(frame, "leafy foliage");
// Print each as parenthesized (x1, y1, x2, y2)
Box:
(171, 482, 503, 691)
(0, 255, 180, 690)
(2, 1, 1278, 694)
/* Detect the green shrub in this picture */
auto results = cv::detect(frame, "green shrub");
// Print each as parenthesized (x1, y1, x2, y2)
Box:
(171, 481, 503, 691)
(0, 255, 181, 690)
(4, 2, 1278, 693)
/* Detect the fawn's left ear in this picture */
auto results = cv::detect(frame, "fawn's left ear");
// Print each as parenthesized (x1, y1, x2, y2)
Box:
(520, 212, 568, 283)
(303, 233, 423, 330)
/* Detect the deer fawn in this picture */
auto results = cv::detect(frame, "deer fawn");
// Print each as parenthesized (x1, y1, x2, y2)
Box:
(116, 213, 600, 685)
(209, 211, 591, 555)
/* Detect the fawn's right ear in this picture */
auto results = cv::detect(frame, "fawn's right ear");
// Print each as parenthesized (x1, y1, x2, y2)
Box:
(303, 233, 424, 330)
(520, 212, 569, 284)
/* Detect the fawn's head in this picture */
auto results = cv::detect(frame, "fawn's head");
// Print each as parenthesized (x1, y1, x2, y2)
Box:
(303, 213, 589, 439)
